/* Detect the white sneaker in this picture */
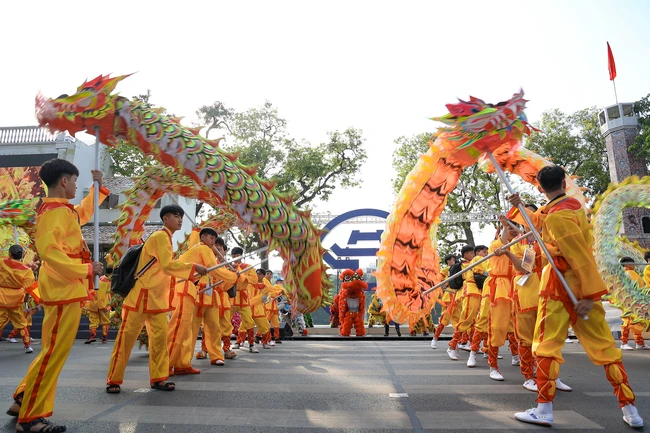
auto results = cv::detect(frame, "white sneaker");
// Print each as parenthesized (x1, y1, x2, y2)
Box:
(269, 340, 276, 346)
(249, 346, 259, 353)
(565, 337, 573, 343)
(483, 352, 488, 359)
(622, 404, 644, 428)
(458, 343, 471, 352)
(447, 348, 458, 361)
(636, 343, 650, 350)
(262, 344, 271, 349)
(621, 343, 635, 350)
(25, 346, 33, 354)
(523, 379, 538, 392)
(555, 378, 572, 392)
(430, 338, 438, 349)
(489, 368, 504, 381)
(232, 343, 241, 350)
(512, 355, 520, 366)
(467, 351, 477, 368)
(8, 338, 17, 343)
(515, 403, 554, 426)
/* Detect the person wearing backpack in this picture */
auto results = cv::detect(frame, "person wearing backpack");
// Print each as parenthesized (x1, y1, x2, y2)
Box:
(106, 204, 208, 394)
(7, 159, 107, 433)
(168, 227, 238, 373)
(447, 245, 488, 361)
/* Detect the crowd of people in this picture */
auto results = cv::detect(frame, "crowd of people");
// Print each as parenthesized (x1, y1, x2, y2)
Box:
(0, 158, 299, 432)
(0, 159, 646, 431)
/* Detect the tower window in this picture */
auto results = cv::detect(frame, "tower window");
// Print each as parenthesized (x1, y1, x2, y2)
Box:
(642, 216, 650, 234)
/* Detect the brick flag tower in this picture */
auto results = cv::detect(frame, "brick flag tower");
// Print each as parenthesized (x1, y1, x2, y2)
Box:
(599, 102, 650, 247)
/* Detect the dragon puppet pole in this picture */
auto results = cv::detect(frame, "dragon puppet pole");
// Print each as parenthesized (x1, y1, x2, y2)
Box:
(485, 152, 587, 319)
(177, 246, 269, 283)
(422, 230, 532, 296)
(13, 225, 18, 244)
(93, 126, 101, 290)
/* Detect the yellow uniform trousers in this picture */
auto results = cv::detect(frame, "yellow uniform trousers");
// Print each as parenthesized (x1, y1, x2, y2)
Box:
(268, 312, 280, 339)
(533, 298, 635, 406)
(487, 299, 512, 369)
(0, 306, 31, 346)
(107, 303, 169, 385)
(219, 308, 234, 353)
(433, 293, 462, 340)
(193, 305, 223, 363)
(621, 317, 645, 346)
(470, 297, 490, 352)
(14, 303, 81, 423)
(448, 295, 480, 349)
(514, 309, 537, 379)
(232, 305, 256, 345)
(253, 316, 271, 344)
(167, 294, 196, 371)
(88, 309, 110, 339)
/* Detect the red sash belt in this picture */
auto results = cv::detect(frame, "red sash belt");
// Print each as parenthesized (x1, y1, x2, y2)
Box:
(488, 273, 511, 306)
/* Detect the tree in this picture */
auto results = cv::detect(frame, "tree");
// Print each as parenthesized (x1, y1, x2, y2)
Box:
(107, 90, 163, 177)
(196, 100, 368, 268)
(524, 107, 610, 197)
(630, 93, 650, 162)
(391, 134, 503, 259)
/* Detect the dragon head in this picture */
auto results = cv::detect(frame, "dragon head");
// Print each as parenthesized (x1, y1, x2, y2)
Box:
(435, 90, 530, 134)
(36, 74, 132, 135)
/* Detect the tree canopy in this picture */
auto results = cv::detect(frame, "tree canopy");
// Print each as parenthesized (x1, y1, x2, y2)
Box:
(630, 93, 650, 162)
(524, 107, 610, 197)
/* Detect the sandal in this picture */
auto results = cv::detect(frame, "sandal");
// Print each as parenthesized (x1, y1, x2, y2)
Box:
(6, 395, 22, 417)
(150, 381, 175, 391)
(16, 417, 66, 432)
(105, 384, 121, 394)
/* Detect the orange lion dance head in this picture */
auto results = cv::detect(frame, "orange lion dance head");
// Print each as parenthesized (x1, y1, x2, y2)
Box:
(340, 268, 367, 297)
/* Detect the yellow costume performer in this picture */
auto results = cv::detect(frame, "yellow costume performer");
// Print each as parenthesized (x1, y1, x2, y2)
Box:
(107, 206, 203, 392)
(230, 247, 259, 352)
(10, 161, 107, 432)
(0, 246, 37, 351)
(84, 272, 112, 344)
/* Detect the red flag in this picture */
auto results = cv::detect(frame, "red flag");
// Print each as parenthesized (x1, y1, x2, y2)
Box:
(607, 42, 617, 81)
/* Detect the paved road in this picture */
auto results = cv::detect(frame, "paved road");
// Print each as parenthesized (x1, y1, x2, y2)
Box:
(1, 338, 648, 432)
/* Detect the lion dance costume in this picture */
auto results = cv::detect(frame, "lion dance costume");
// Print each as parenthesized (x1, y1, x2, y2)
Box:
(338, 269, 367, 337)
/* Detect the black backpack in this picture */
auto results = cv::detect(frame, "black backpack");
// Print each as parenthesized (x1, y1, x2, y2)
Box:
(447, 262, 465, 290)
(474, 273, 488, 290)
(111, 242, 156, 297)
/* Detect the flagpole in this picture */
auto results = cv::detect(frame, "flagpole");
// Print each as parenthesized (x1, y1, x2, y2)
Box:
(613, 79, 619, 104)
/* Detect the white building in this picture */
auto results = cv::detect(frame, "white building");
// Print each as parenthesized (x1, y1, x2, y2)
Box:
(0, 126, 196, 260)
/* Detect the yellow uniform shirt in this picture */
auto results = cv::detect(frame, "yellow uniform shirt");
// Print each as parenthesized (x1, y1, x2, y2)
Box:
(643, 265, 650, 288)
(0, 259, 36, 308)
(232, 263, 257, 308)
(176, 243, 237, 306)
(86, 275, 111, 312)
(625, 268, 645, 287)
(485, 239, 513, 304)
(35, 186, 109, 305)
(539, 195, 608, 301)
(511, 241, 542, 312)
(463, 256, 488, 297)
(123, 228, 195, 313)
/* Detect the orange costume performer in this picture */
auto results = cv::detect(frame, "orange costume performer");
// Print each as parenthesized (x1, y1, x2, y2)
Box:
(515, 191, 641, 427)
(107, 227, 196, 389)
(482, 237, 514, 379)
(338, 269, 367, 337)
(432, 265, 462, 347)
(0, 249, 37, 351)
(168, 242, 237, 373)
(84, 273, 112, 343)
(231, 256, 259, 351)
(447, 255, 487, 355)
(264, 280, 285, 344)
(12, 180, 108, 426)
(250, 273, 272, 348)
(620, 267, 650, 350)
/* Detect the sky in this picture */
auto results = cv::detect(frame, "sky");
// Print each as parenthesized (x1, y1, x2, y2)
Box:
(2, 0, 649, 267)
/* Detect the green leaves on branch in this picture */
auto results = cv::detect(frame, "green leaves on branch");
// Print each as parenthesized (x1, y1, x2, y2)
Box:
(525, 107, 610, 196)
(630, 93, 650, 162)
